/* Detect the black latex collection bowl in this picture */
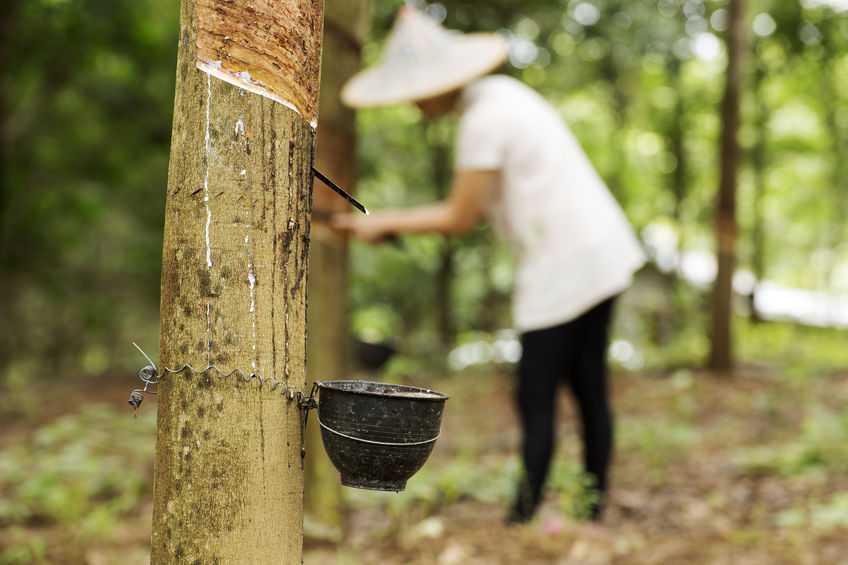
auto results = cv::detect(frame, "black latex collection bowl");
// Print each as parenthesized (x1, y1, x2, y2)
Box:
(315, 380, 449, 492)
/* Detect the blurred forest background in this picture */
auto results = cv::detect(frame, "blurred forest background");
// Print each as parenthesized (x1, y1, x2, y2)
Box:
(3, 0, 848, 378)
(2, 0, 848, 563)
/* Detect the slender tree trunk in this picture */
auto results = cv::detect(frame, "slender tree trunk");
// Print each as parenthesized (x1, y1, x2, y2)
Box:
(305, 0, 370, 529)
(431, 124, 455, 350)
(749, 54, 767, 323)
(0, 0, 16, 369)
(478, 241, 498, 333)
(666, 58, 689, 338)
(668, 61, 687, 230)
(599, 57, 628, 199)
(436, 238, 456, 347)
(709, 0, 746, 373)
(819, 34, 847, 294)
(151, 1, 322, 563)
(0, 0, 18, 266)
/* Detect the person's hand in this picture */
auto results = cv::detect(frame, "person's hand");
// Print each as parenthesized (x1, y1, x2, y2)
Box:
(331, 212, 396, 244)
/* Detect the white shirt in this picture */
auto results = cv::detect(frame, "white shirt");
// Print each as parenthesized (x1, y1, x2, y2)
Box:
(456, 75, 645, 332)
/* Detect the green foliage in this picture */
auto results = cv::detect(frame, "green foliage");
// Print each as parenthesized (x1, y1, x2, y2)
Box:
(0, 404, 155, 540)
(350, 0, 848, 369)
(619, 413, 699, 474)
(344, 455, 518, 518)
(343, 452, 599, 522)
(0, 528, 47, 565)
(775, 493, 848, 533)
(733, 403, 848, 477)
(3, 3, 848, 561)
(547, 459, 602, 521)
(1, 0, 178, 372)
(3, 0, 848, 379)
(737, 319, 848, 375)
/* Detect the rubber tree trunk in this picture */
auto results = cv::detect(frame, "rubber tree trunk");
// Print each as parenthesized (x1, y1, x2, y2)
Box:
(709, 0, 746, 373)
(304, 0, 370, 529)
(151, 1, 322, 563)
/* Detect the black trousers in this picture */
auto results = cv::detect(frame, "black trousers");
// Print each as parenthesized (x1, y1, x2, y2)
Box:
(512, 297, 615, 522)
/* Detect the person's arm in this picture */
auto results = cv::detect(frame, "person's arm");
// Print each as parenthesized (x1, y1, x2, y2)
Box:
(332, 169, 496, 243)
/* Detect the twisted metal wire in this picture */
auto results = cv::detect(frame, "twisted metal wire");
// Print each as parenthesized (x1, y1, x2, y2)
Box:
(128, 343, 317, 413)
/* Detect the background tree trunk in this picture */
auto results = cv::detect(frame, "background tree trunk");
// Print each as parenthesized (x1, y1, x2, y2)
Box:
(665, 57, 689, 341)
(151, 1, 321, 562)
(430, 124, 456, 350)
(668, 59, 687, 235)
(709, 0, 746, 373)
(304, 0, 370, 531)
(749, 50, 768, 323)
(599, 55, 630, 200)
(819, 31, 847, 294)
(0, 0, 16, 370)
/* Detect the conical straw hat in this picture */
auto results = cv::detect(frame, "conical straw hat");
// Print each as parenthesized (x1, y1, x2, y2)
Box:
(341, 6, 508, 108)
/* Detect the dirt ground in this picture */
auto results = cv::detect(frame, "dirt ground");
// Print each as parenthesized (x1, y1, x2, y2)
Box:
(301, 368, 848, 565)
(4, 367, 848, 564)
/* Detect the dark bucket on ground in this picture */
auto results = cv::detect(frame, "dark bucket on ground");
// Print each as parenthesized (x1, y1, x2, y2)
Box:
(315, 380, 449, 491)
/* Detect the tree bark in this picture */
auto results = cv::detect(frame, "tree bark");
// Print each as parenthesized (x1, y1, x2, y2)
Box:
(819, 30, 847, 294)
(709, 0, 746, 373)
(599, 55, 629, 199)
(431, 124, 456, 350)
(0, 0, 16, 369)
(668, 60, 687, 230)
(666, 58, 688, 337)
(151, 1, 322, 563)
(304, 0, 369, 528)
(749, 51, 767, 323)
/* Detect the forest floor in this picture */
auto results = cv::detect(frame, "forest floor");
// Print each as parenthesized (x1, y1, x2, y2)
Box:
(2, 365, 848, 564)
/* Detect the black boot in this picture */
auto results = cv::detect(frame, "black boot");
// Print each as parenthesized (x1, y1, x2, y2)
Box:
(506, 478, 538, 524)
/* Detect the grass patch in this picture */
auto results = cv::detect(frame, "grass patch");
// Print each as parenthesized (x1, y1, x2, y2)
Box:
(0, 404, 155, 560)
